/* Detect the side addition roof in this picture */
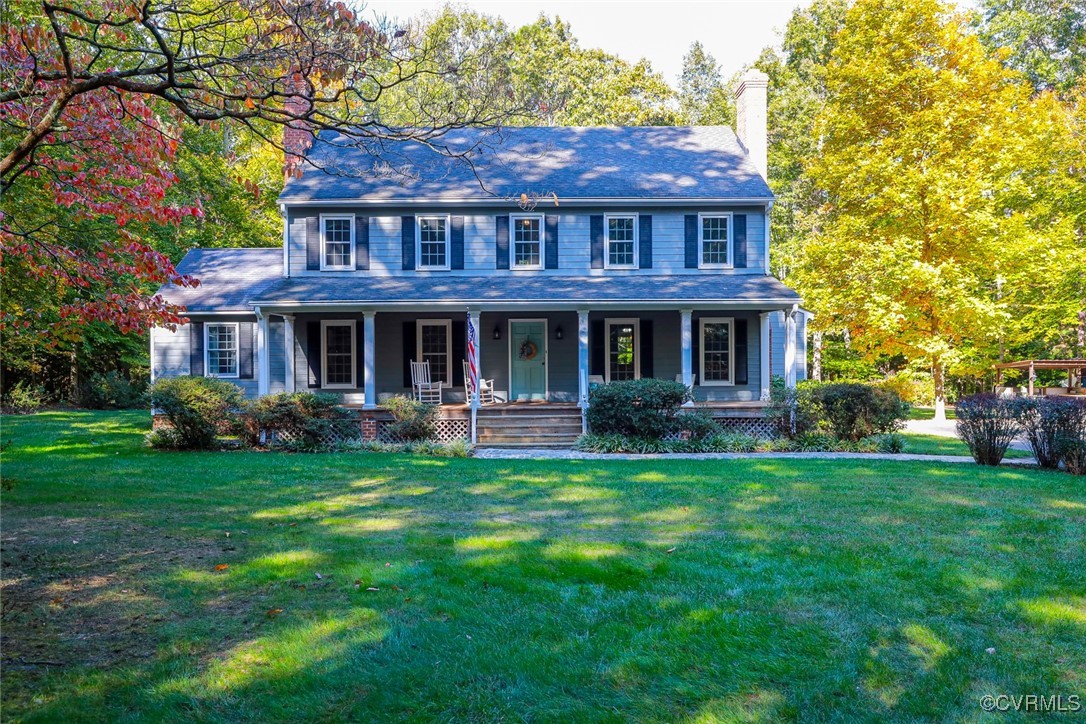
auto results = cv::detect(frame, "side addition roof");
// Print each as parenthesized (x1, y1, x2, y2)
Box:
(155, 248, 283, 313)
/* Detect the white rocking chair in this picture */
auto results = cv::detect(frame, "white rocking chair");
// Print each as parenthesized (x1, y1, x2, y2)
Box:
(410, 360, 444, 404)
(462, 360, 497, 405)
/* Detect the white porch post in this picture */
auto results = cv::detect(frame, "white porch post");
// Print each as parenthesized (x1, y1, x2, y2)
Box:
(283, 315, 296, 393)
(577, 310, 589, 433)
(759, 312, 771, 399)
(363, 311, 376, 409)
(255, 308, 270, 396)
(680, 309, 694, 406)
(469, 310, 481, 444)
(784, 305, 798, 389)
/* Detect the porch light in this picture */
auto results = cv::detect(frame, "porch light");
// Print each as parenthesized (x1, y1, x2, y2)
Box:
(493, 325, 501, 340)
(555, 325, 564, 340)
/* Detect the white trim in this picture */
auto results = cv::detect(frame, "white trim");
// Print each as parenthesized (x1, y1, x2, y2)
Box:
(283, 314, 296, 393)
(577, 310, 590, 409)
(415, 214, 452, 271)
(363, 312, 376, 408)
(204, 322, 241, 379)
(509, 213, 545, 270)
(254, 299, 802, 313)
(603, 213, 639, 270)
(149, 327, 158, 382)
(319, 214, 355, 271)
(281, 197, 773, 207)
(698, 212, 734, 270)
(256, 310, 270, 396)
(604, 317, 641, 382)
(680, 309, 693, 388)
(759, 312, 771, 399)
(320, 320, 357, 389)
(281, 204, 290, 278)
(416, 319, 453, 385)
(508, 318, 549, 401)
(699, 317, 736, 386)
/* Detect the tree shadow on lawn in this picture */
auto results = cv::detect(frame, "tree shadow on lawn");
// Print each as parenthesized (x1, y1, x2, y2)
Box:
(2, 434, 1085, 720)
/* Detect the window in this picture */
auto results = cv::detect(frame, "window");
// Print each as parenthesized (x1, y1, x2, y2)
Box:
(205, 323, 239, 378)
(321, 215, 354, 270)
(416, 216, 449, 270)
(605, 318, 640, 382)
(700, 318, 734, 385)
(321, 321, 356, 389)
(417, 320, 452, 384)
(511, 214, 543, 269)
(699, 213, 732, 268)
(605, 214, 638, 268)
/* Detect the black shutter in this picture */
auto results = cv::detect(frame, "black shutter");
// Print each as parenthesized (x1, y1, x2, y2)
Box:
(692, 316, 700, 385)
(306, 321, 321, 388)
(639, 215, 652, 269)
(544, 214, 559, 269)
(640, 319, 654, 379)
(590, 319, 605, 376)
(734, 318, 749, 385)
(452, 320, 466, 386)
(355, 215, 370, 270)
(402, 321, 417, 387)
(684, 215, 699, 269)
(306, 216, 320, 270)
(590, 215, 604, 269)
(401, 216, 415, 270)
(239, 322, 254, 379)
(733, 214, 747, 269)
(189, 321, 205, 376)
(450, 216, 465, 270)
(356, 320, 366, 390)
(495, 215, 510, 270)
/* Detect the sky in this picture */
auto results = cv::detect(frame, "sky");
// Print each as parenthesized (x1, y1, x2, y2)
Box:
(360, 1, 810, 86)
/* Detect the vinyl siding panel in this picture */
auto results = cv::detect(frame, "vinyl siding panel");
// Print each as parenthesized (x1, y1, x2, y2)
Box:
(151, 326, 190, 379)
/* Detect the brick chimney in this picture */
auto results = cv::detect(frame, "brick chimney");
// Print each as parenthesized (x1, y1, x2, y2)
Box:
(283, 70, 312, 177)
(734, 69, 769, 181)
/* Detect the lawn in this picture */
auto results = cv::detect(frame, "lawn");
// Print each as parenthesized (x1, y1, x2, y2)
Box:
(899, 432, 1033, 459)
(2, 412, 1083, 721)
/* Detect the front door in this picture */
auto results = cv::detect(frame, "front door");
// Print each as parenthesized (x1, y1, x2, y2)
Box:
(510, 320, 547, 401)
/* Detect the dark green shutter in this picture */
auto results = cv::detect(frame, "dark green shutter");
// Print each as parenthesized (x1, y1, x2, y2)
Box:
(306, 321, 321, 388)
(734, 319, 749, 385)
(684, 215, 698, 268)
(495, 215, 510, 270)
(590, 319, 605, 376)
(239, 322, 254, 379)
(450, 216, 465, 269)
(401, 216, 415, 270)
(640, 319, 654, 379)
(639, 215, 652, 269)
(590, 215, 604, 269)
(306, 216, 320, 270)
(189, 321, 205, 376)
(544, 214, 559, 269)
(355, 215, 369, 270)
(733, 214, 747, 268)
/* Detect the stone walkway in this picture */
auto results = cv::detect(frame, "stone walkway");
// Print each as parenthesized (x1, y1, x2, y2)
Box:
(474, 448, 1038, 465)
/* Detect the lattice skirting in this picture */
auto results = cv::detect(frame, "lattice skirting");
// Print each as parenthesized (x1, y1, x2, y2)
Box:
(376, 418, 469, 444)
(714, 417, 777, 437)
(266, 419, 364, 447)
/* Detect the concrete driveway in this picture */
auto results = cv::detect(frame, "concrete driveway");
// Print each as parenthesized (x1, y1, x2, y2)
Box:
(906, 418, 1031, 451)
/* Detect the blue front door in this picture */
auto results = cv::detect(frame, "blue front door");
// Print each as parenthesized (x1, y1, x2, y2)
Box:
(510, 321, 547, 401)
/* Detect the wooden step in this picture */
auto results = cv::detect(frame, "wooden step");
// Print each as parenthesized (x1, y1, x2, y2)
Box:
(478, 441, 579, 449)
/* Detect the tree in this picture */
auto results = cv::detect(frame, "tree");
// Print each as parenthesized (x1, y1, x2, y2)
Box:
(979, 0, 1086, 94)
(678, 42, 734, 126)
(795, 0, 1079, 418)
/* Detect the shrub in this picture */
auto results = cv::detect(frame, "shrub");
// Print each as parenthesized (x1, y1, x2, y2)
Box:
(807, 383, 909, 441)
(672, 410, 721, 440)
(870, 432, 907, 454)
(1012, 396, 1086, 471)
(2, 381, 46, 414)
(793, 431, 837, 452)
(244, 392, 353, 450)
(586, 378, 691, 440)
(955, 394, 1020, 466)
(382, 395, 438, 442)
(149, 376, 245, 450)
(81, 370, 148, 409)
(764, 376, 818, 439)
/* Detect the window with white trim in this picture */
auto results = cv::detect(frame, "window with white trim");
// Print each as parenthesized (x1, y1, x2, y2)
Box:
(322, 321, 356, 389)
(605, 214, 638, 268)
(699, 214, 732, 268)
(205, 323, 239, 378)
(416, 216, 449, 270)
(605, 318, 640, 382)
(321, 215, 354, 270)
(511, 215, 543, 269)
(417, 320, 452, 384)
(700, 318, 734, 385)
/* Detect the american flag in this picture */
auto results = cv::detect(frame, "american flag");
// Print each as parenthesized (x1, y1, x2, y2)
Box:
(466, 313, 479, 401)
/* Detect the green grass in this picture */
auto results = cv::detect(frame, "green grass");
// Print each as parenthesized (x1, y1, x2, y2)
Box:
(908, 406, 957, 420)
(900, 432, 1032, 459)
(2, 411, 1083, 722)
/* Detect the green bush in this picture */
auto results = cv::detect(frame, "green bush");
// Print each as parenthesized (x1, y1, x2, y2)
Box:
(672, 410, 721, 440)
(764, 376, 817, 439)
(955, 394, 1020, 466)
(586, 378, 691, 440)
(244, 392, 353, 450)
(870, 432, 907, 454)
(2, 381, 46, 414)
(81, 371, 148, 409)
(1012, 396, 1086, 471)
(149, 376, 245, 450)
(807, 383, 909, 441)
(382, 395, 438, 442)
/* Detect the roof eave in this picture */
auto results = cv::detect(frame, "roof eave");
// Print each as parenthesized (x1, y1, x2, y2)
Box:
(277, 196, 774, 207)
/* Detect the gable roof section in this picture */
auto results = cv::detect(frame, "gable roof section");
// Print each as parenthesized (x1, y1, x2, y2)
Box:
(279, 126, 773, 204)
(156, 248, 282, 313)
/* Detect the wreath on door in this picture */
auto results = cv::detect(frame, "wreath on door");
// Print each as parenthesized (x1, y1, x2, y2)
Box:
(518, 338, 539, 360)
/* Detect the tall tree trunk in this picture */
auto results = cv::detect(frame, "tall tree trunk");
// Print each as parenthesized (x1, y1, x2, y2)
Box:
(932, 359, 946, 421)
(69, 349, 79, 405)
(811, 331, 823, 382)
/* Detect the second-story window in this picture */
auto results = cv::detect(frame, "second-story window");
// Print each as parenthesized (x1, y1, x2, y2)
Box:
(417, 216, 449, 270)
(605, 214, 638, 269)
(700, 214, 732, 268)
(321, 215, 354, 270)
(512, 215, 542, 269)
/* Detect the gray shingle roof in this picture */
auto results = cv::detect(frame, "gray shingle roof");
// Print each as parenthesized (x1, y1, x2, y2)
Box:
(157, 248, 282, 312)
(280, 126, 773, 203)
(253, 273, 800, 308)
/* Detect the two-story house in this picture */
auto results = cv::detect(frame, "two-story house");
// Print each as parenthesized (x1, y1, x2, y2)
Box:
(151, 70, 808, 446)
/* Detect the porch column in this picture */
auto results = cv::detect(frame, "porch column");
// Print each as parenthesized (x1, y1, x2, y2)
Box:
(680, 309, 694, 407)
(784, 305, 798, 389)
(256, 308, 270, 396)
(577, 310, 590, 408)
(363, 311, 377, 409)
(468, 310, 482, 444)
(283, 314, 296, 393)
(759, 312, 771, 399)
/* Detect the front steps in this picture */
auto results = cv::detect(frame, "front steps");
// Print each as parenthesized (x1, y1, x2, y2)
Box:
(475, 404, 583, 448)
